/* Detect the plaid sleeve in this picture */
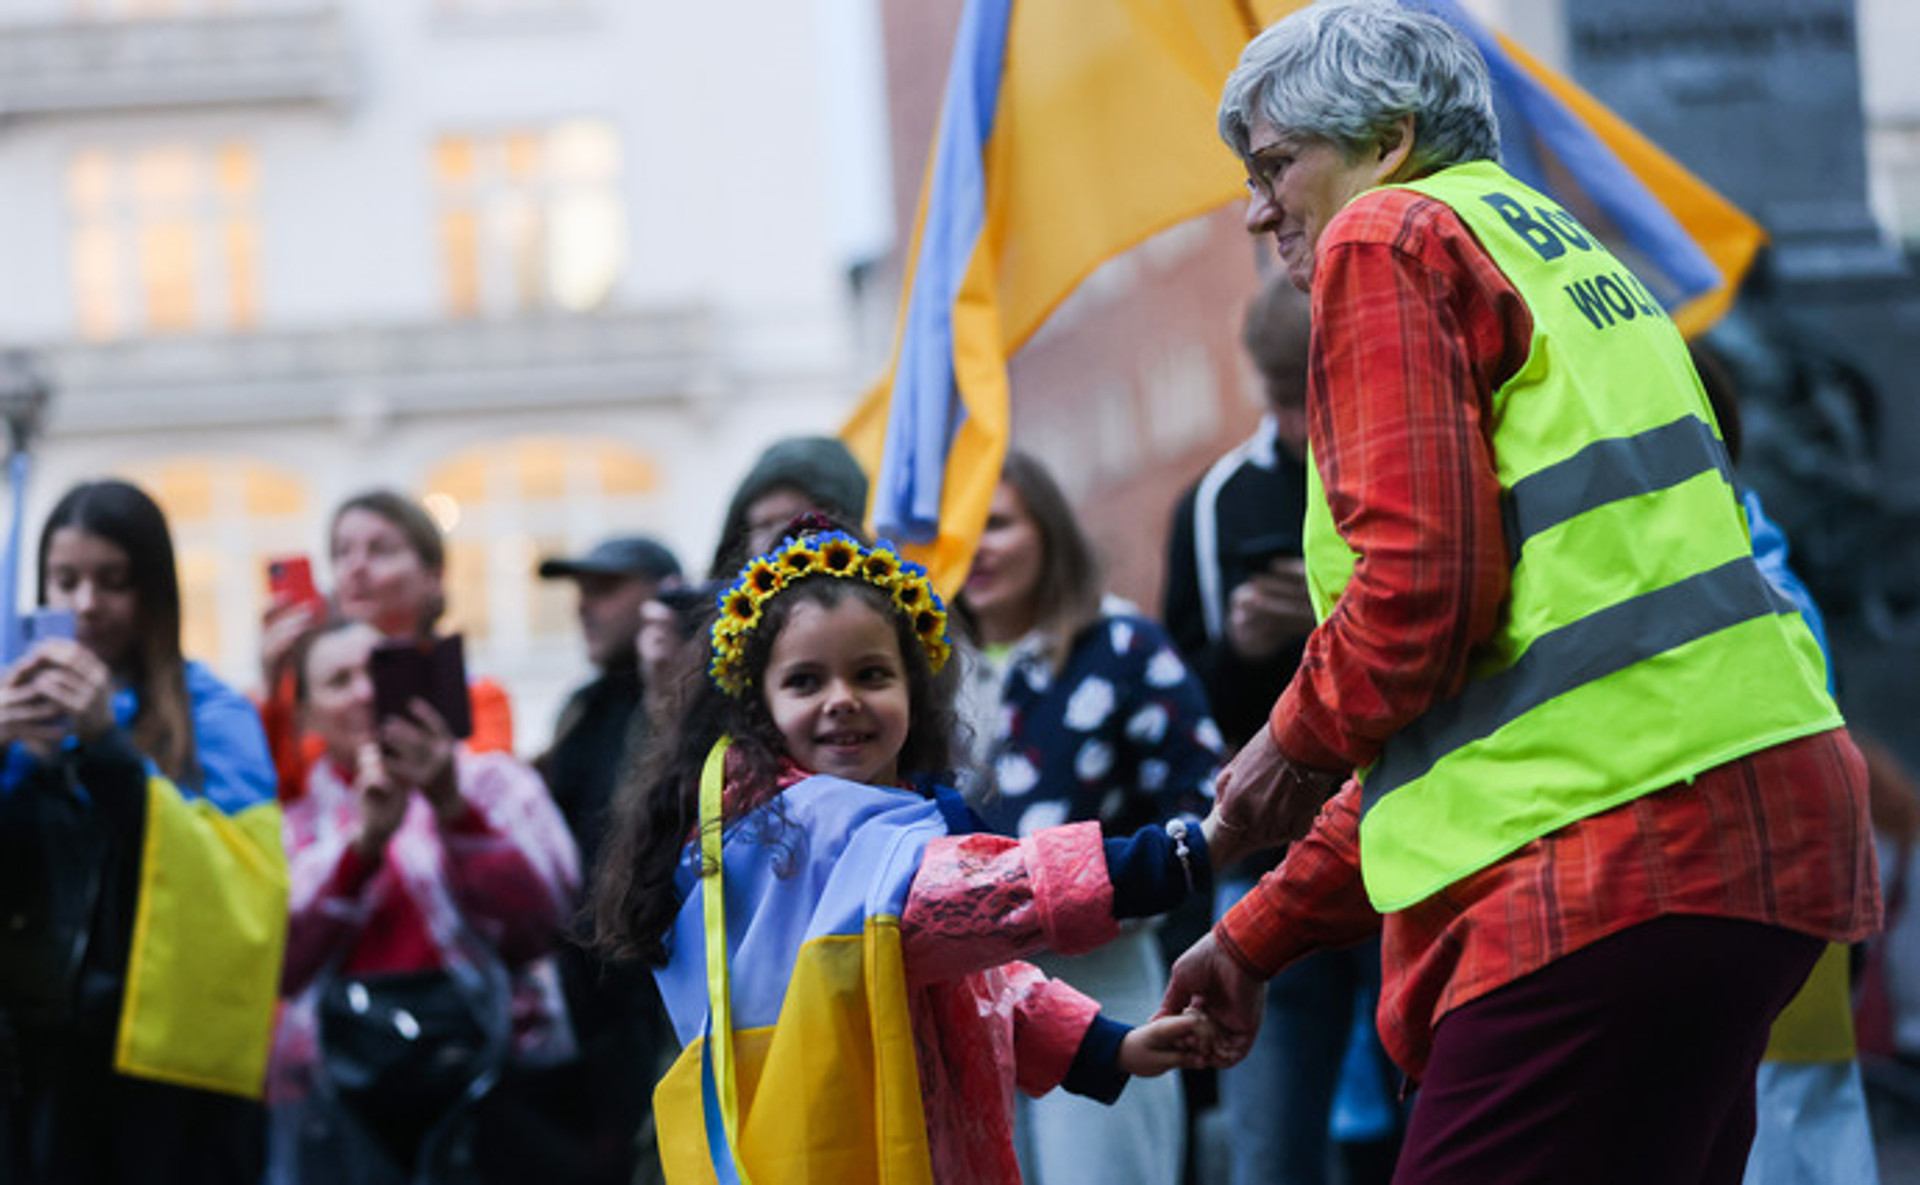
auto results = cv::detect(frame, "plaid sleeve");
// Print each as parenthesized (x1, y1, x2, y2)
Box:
(1274, 193, 1520, 772)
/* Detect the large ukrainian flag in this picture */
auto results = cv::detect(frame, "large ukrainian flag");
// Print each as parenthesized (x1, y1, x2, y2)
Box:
(845, 0, 1765, 594)
(116, 670, 288, 1099)
(115, 774, 286, 1096)
(652, 761, 950, 1184)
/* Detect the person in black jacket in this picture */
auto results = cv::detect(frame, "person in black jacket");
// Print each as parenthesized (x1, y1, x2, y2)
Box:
(1162, 275, 1402, 1185)
(474, 535, 683, 1185)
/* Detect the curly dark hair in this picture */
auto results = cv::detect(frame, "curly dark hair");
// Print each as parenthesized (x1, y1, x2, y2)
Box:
(591, 567, 958, 965)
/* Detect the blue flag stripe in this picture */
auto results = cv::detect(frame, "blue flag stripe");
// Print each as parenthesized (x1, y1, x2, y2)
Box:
(873, 0, 1012, 542)
(1418, 0, 1720, 307)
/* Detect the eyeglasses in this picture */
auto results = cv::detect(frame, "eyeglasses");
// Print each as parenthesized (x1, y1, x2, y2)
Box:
(1243, 147, 1293, 203)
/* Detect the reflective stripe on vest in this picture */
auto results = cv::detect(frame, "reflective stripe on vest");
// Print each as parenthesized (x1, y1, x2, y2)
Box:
(1304, 162, 1840, 911)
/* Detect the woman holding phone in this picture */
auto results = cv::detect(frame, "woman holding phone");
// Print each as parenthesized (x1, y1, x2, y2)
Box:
(257, 489, 513, 801)
(269, 617, 576, 1184)
(0, 478, 284, 1185)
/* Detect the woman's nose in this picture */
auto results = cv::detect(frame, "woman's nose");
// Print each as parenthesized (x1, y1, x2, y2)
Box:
(1244, 187, 1280, 234)
(823, 679, 859, 712)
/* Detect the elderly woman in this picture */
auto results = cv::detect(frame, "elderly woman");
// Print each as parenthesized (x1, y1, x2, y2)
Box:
(1168, 3, 1880, 1182)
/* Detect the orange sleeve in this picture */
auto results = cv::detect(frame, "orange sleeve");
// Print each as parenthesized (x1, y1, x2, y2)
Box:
(258, 668, 314, 802)
(466, 677, 515, 755)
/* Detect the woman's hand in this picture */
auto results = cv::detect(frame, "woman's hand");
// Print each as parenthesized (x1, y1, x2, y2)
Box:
(1157, 931, 1265, 1068)
(1225, 558, 1316, 662)
(351, 740, 408, 860)
(260, 598, 322, 690)
(380, 698, 460, 821)
(21, 639, 115, 742)
(636, 597, 686, 726)
(0, 653, 66, 752)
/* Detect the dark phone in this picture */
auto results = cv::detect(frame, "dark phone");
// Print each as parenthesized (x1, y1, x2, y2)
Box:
(656, 581, 726, 639)
(1232, 532, 1303, 582)
(369, 634, 473, 739)
(267, 554, 325, 614)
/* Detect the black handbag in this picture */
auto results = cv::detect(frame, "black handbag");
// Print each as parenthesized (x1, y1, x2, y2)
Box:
(316, 967, 497, 1118)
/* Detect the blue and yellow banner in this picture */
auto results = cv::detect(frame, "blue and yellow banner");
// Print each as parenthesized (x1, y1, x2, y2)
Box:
(116, 782, 287, 1097)
(653, 773, 946, 1183)
(845, 0, 1764, 594)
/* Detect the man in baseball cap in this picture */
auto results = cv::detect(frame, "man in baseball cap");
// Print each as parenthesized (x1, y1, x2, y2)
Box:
(519, 534, 681, 1185)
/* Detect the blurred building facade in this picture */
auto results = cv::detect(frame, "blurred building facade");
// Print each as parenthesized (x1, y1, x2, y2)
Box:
(0, 0, 895, 750)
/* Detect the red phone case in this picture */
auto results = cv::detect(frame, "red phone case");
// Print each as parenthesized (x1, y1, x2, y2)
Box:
(268, 555, 324, 613)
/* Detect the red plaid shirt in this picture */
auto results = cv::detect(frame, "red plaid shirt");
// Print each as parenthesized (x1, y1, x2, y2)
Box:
(1220, 188, 1882, 1078)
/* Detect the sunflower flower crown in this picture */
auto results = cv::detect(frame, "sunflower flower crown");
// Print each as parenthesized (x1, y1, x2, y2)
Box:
(708, 528, 952, 696)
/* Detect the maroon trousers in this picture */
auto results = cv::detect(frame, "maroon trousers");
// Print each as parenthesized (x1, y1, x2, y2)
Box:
(1394, 914, 1824, 1185)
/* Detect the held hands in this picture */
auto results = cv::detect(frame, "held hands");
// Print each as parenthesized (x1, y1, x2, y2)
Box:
(1225, 557, 1315, 662)
(1117, 1007, 1220, 1077)
(1152, 931, 1267, 1069)
(1203, 726, 1343, 868)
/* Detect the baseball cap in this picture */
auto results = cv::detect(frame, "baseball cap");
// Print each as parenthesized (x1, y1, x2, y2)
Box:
(537, 536, 682, 581)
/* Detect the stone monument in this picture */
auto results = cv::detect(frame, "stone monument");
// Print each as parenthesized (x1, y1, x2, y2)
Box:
(1568, 0, 1920, 761)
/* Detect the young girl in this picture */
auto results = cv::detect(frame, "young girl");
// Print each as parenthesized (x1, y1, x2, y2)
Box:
(0, 479, 284, 1185)
(595, 518, 1238, 1183)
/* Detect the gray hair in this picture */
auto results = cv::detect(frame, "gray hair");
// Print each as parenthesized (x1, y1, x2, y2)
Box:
(1219, 0, 1499, 175)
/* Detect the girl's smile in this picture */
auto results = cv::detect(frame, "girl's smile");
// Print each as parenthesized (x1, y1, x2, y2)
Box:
(763, 596, 911, 787)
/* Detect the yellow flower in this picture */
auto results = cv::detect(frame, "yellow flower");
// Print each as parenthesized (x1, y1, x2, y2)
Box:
(820, 537, 859, 573)
(722, 588, 760, 627)
(744, 558, 783, 595)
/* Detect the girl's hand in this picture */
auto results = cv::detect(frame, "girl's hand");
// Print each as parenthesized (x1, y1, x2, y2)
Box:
(0, 653, 66, 751)
(379, 698, 460, 820)
(23, 639, 114, 742)
(260, 598, 322, 689)
(352, 740, 408, 859)
(1117, 1008, 1216, 1077)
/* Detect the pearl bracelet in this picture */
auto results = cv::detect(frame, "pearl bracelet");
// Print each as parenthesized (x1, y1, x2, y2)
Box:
(1165, 816, 1196, 895)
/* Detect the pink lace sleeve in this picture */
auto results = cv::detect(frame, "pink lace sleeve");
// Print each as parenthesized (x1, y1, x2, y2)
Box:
(900, 820, 1120, 985)
(1003, 961, 1101, 1096)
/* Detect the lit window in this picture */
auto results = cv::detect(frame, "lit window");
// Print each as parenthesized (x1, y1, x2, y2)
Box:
(66, 142, 263, 339)
(124, 457, 314, 684)
(432, 120, 626, 318)
(422, 436, 665, 650)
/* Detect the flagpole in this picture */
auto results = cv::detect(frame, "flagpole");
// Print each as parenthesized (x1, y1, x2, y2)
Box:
(0, 351, 52, 667)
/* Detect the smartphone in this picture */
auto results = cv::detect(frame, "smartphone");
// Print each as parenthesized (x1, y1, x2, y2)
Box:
(1232, 532, 1302, 583)
(21, 607, 76, 646)
(1, 606, 77, 667)
(655, 580, 726, 639)
(267, 554, 326, 616)
(368, 634, 474, 739)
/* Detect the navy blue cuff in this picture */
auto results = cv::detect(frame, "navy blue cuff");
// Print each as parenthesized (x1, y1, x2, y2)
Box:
(1061, 1013, 1131, 1103)
(1105, 817, 1212, 919)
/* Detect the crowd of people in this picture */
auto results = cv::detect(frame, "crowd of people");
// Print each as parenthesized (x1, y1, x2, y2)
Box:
(0, 2, 1904, 1183)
